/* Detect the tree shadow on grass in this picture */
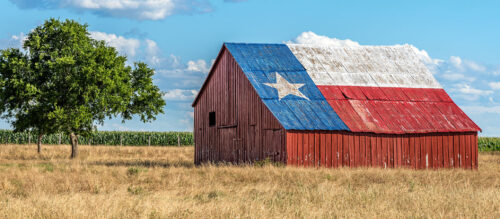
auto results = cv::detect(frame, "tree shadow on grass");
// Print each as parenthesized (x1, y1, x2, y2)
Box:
(89, 160, 195, 168)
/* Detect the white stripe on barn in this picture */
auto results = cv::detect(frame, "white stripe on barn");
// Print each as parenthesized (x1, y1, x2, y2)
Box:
(287, 44, 442, 88)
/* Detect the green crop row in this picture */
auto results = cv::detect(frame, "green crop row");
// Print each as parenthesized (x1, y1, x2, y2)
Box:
(478, 137, 500, 152)
(0, 129, 498, 150)
(0, 130, 193, 146)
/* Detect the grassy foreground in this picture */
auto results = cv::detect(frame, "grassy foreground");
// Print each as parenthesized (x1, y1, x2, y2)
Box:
(0, 145, 499, 218)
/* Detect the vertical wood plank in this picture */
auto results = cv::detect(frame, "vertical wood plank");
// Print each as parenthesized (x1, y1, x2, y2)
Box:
(320, 132, 326, 167)
(354, 133, 360, 167)
(371, 134, 377, 167)
(382, 135, 388, 168)
(343, 134, 349, 167)
(460, 134, 466, 168)
(437, 135, 443, 168)
(409, 135, 415, 169)
(425, 135, 432, 169)
(332, 133, 338, 168)
(349, 134, 355, 167)
(366, 134, 371, 167)
(387, 135, 396, 168)
(298, 133, 303, 166)
(453, 134, 460, 168)
(326, 132, 332, 168)
(303, 133, 309, 167)
(360, 134, 366, 167)
(449, 134, 455, 168)
(308, 132, 316, 167)
(420, 135, 426, 169)
(474, 132, 478, 169)
(286, 133, 292, 165)
(465, 133, 471, 169)
(337, 132, 343, 167)
(377, 135, 383, 168)
(314, 133, 320, 167)
(396, 136, 402, 168)
(443, 134, 449, 168)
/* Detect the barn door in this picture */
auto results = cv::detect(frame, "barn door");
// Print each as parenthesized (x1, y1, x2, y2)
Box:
(219, 127, 237, 163)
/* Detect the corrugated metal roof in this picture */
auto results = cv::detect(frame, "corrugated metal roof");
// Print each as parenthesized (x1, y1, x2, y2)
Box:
(225, 43, 349, 131)
(221, 43, 480, 133)
(318, 86, 481, 133)
(287, 44, 442, 88)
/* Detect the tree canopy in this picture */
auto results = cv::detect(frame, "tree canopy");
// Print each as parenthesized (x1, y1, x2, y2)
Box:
(0, 18, 165, 157)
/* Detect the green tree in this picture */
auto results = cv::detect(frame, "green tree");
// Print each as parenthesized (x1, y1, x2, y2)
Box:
(0, 18, 165, 158)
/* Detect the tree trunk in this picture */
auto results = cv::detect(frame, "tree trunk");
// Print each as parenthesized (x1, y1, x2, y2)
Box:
(37, 134, 43, 154)
(70, 132, 78, 159)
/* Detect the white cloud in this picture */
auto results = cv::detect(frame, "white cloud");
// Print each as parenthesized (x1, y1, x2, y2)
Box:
(186, 59, 209, 72)
(144, 39, 161, 65)
(454, 84, 492, 95)
(448, 56, 486, 73)
(441, 73, 475, 82)
(163, 89, 198, 101)
(449, 56, 463, 70)
(90, 31, 141, 57)
(287, 31, 361, 47)
(489, 81, 500, 90)
(461, 106, 500, 114)
(493, 68, 500, 76)
(449, 84, 493, 101)
(0, 32, 27, 49)
(9, 0, 212, 20)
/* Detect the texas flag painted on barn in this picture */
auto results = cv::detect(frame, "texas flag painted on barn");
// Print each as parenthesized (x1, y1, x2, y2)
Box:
(224, 43, 480, 134)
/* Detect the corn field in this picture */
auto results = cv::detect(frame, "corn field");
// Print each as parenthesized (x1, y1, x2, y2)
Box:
(478, 137, 500, 151)
(0, 129, 498, 150)
(0, 130, 193, 146)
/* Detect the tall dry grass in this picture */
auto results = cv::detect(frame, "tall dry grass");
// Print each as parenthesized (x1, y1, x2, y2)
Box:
(0, 144, 499, 218)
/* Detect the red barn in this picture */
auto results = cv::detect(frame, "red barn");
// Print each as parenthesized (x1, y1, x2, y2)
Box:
(192, 43, 481, 169)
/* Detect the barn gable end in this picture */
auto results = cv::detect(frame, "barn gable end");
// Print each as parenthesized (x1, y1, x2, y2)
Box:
(193, 46, 285, 164)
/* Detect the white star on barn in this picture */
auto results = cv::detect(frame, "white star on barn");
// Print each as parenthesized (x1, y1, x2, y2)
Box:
(264, 73, 309, 100)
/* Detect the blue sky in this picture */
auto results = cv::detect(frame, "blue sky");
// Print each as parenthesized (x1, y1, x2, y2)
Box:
(0, 0, 499, 136)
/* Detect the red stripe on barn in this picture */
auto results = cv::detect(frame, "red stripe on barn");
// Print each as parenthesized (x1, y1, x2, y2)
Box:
(317, 86, 481, 134)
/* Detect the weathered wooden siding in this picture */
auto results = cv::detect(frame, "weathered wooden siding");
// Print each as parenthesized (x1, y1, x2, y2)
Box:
(194, 47, 285, 164)
(286, 131, 478, 169)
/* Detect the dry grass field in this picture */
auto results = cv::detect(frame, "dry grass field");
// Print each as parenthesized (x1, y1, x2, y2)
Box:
(0, 144, 499, 218)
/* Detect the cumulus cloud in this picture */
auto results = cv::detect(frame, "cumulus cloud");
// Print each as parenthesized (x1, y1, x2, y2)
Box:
(90, 31, 141, 57)
(489, 81, 500, 90)
(163, 89, 198, 101)
(461, 106, 500, 114)
(144, 39, 161, 65)
(186, 60, 209, 72)
(441, 73, 475, 82)
(0, 32, 27, 49)
(449, 84, 493, 101)
(449, 56, 486, 72)
(287, 31, 361, 47)
(8, 0, 212, 20)
(453, 84, 493, 96)
(88, 31, 212, 93)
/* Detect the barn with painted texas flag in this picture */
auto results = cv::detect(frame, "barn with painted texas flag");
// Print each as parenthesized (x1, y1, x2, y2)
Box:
(192, 43, 481, 169)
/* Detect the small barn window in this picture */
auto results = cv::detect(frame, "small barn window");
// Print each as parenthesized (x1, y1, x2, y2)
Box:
(209, 112, 216, 127)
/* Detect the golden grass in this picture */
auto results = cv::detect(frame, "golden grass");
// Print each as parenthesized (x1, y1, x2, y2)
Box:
(0, 144, 499, 218)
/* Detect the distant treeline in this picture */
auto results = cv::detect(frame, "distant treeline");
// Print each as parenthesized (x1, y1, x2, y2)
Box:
(0, 129, 498, 150)
(0, 130, 193, 146)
